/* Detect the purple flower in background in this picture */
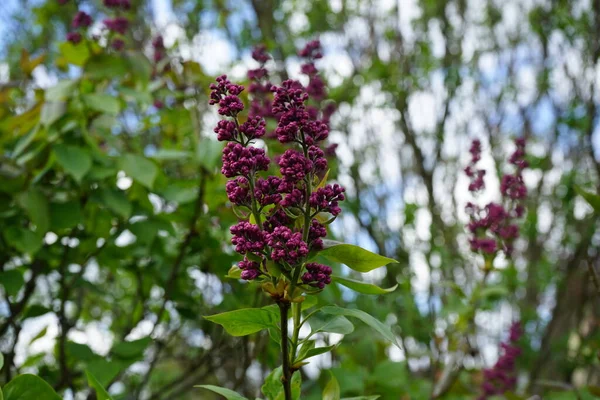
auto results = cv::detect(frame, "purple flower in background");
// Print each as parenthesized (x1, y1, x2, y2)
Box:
(67, 32, 82, 44)
(111, 38, 125, 51)
(104, 0, 130, 9)
(478, 322, 523, 399)
(72, 11, 92, 29)
(104, 17, 129, 34)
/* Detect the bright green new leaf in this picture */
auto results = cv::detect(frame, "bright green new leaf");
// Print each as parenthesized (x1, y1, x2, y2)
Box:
(296, 344, 337, 363)
(86, 370, 114, 400)
(54, 144, 93, 182)
(119, 154, 158, 190)
(195, 385, 248, 400)
(2, 374, 61, 400)
(321, 306, 401, 349)
(310, 315, 354, 335)
(323, 374, 341, 400)
(204, 308, 279, 336)
(0, 352, 4, 370)
(318, 242, 398, 272)
(59, 41, 90, 66)
(333, 276, 398, 295)
(83, 94, 121, 115)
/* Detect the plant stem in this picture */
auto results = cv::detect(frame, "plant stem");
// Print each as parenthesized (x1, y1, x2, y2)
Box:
(290, 302, 302, 363)
(278, 301, 293, 400)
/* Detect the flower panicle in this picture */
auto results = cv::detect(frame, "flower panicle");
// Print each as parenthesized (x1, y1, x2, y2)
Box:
(465, 138, 528, 257)
(209, 43, 344, 292)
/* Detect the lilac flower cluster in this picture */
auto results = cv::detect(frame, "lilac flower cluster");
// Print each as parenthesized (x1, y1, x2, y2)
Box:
(210, 44, 344, 289)
(247, 45, 274, 119)
(465, 138, 528, 256)
(67, 11, 93, 44)
(302, 263, 332, 289)
(479, 322, 523, 399)
(152, 35, 165, 63)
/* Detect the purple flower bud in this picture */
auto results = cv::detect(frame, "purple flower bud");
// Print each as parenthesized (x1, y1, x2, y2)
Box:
(252, 45, 271, 64)
(239, 116, 266, 140)
(226, 177, 251, 206)
(239, 257, 262, 280)
(279, 150, 313, 183)
(309, 184, 345, 216)
(230, 222, 266, 254)
(301, 262, 332, 289)
(266, 227, 308, 265)
(221, 143, 270, 178)
(254, 177, 283, 206)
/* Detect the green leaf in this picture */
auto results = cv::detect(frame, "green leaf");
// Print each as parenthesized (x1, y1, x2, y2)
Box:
(194, 385, 248, 400)
(99, 189, 132, 219)
(59, 41, 90, 66)
(54, 144, 92, 182)
(323, 374, 340, 400)
(341, 397, 380, 400)
(86, 54, 128, 79)
(45, 80, 77, 102)
(86, 360, 124, 388)
(0, 352, 4, 371)
(321, 306, 401, 348)
(318, 242, 398, 272)
(29, 326, 48, 345)
(83, 94, 121, 115)
(204, 308, 279, 337)
(152, 149, 192, 161)
(574, 185, 600, 213)
(111, 337, 151, 360)
(310, 315, 354, 335)
(2, 374, 61, 400)
(197, 139, 224, 170)
(86, 370, 114, 400)
(3, 227, 43, 255)
(119, 154, 158, 190)
(333, 276, 397, 295)
(296, 343, 337, 363)
(261, 367, 301, 400)
(16, 188, 49, 233)
(50, 201, 83, 231)
(40, 102, 66, 127)
(0, 270, 24, 297)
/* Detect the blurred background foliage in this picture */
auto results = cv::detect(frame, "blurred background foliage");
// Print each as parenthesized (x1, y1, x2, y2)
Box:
(1, 0, 600, 399)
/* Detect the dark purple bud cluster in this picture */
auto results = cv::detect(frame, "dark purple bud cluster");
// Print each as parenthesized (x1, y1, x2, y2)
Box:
(299, 40, 326, 101)
(211, 44, 343, 288)
(67, 10, 93, 44)
(301, 263, 332, 289)
(266, 227, 309, 265)
(465, 138, 528, 256)
(58, 0, 69, 4)
(230, 221, 266, 254)
(248, 45, 274, 119)
(479, 322, 523, 399)
(152, 35, 165, 62)
(72, 11, 92, 29)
